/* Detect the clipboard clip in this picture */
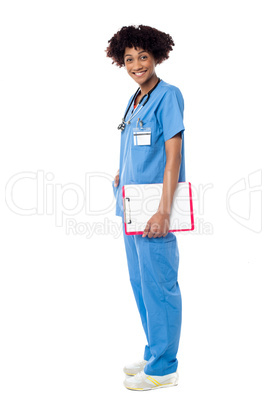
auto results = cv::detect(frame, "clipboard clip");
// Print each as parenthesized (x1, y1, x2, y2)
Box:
(124, 197, 131, 224)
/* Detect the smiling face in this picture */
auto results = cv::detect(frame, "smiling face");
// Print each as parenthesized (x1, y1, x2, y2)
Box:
(123, 47, 157, 88)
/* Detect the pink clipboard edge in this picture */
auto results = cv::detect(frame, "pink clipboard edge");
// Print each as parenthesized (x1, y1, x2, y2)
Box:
(122, 182, 194, 236)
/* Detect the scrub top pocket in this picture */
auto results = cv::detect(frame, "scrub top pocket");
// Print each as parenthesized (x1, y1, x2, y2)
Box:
(129, 145, 164, 184)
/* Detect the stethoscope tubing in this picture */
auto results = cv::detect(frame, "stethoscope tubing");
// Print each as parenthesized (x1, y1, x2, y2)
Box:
(123, 78, 161, 123)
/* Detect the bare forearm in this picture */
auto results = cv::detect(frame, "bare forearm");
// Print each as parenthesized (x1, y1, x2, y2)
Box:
(142, 133, 182, 238)
(157, 157, 181, 215)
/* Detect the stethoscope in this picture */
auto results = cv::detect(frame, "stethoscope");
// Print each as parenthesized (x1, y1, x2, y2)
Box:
(117, 78, 161, 131)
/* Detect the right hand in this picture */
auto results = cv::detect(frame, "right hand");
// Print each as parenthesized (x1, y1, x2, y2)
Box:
(114, 169, 119, 187)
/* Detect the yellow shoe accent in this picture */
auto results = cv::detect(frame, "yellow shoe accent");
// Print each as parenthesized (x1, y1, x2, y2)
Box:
(126, 387, 144, 390)
(147, 376, 162, 386)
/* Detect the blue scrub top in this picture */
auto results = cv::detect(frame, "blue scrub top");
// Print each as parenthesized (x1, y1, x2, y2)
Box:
(112, 79, 186, 218)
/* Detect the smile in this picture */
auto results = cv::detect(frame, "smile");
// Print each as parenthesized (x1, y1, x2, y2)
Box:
(133, 70, 147, 77)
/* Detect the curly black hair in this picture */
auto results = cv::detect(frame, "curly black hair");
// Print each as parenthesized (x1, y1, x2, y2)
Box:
(106, 25, 175, 68)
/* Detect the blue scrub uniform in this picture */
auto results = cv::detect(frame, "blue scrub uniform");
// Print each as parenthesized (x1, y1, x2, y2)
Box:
(112, 79, 185, 376)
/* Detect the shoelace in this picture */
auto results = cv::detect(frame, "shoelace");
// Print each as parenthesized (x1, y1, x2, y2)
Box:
(134, 371, 145, 380)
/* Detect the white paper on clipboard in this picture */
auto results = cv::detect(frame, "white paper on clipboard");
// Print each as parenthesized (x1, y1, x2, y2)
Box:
(122, 182, 194, 235)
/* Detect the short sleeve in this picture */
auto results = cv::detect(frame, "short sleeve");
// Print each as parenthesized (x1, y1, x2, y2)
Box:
(157, 87, 185, 142)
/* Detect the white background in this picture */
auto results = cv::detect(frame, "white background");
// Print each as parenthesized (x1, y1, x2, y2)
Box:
(0, 1, 266, 401)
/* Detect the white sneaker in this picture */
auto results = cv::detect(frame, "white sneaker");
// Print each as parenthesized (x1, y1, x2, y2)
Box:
(123, 370, 179, 391)
(123, 359, 147, 376)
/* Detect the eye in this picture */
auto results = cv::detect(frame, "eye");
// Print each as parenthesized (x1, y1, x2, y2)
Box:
(141, 55, 148, 60)
(125, 58, 132, 62)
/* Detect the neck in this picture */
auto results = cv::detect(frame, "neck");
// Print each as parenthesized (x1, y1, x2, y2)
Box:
(139, 74, 159, 96)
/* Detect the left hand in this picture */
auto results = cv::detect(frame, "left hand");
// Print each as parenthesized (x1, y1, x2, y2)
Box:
(142, 211, 170, 238)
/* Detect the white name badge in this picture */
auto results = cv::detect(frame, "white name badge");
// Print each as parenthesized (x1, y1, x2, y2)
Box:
(133, 127, 151, 146)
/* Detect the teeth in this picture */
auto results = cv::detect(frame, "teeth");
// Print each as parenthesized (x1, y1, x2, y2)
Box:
(135, 71, 146, 76)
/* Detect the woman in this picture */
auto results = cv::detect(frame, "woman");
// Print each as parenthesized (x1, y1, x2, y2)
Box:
(106, 25, 186, 391)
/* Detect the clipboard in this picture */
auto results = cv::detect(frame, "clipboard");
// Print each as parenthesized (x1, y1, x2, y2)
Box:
(122, 182, 194, 235)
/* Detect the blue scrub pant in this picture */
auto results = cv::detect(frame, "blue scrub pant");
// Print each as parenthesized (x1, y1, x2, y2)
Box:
(122, 218, 182, 376)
